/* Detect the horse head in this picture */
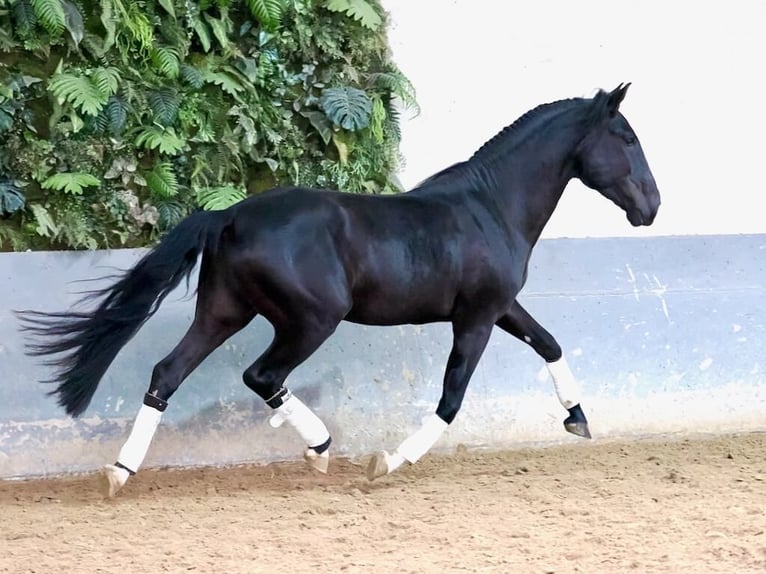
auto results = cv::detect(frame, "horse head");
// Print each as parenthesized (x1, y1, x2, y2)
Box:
(575, 83, 661, 226)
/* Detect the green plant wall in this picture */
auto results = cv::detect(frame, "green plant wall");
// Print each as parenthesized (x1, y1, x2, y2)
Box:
(0, 0, 417, 250)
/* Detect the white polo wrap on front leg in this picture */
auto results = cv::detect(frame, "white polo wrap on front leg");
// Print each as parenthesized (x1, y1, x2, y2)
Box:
(546, 356, 581, 409)
(269, 391, 330, 450)
(396, 414, 448, 464)
(116, 402, 164, 473)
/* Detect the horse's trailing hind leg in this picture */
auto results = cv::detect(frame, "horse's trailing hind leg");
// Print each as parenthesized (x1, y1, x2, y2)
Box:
(242, 319, 340, 473)
(367, 317, 494, 481)
(103, 286, 254, 497)
(496, 301, 591, 439)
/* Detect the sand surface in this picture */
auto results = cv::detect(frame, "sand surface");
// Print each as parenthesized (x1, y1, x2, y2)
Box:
(2, 432, 765, 573)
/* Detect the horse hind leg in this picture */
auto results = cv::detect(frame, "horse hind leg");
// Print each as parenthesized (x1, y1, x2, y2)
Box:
(242, 315, 341, 474)
(102, 275, 255, 497)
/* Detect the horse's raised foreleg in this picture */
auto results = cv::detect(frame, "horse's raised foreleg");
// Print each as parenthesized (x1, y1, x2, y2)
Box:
(496, 300, 591, 439)
(242, 318, 339, 473)
(367, 318, 494, 481)
(102, 268, 255, 498)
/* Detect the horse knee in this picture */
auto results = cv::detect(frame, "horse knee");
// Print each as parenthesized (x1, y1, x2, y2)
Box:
(535, 335, 562, 362)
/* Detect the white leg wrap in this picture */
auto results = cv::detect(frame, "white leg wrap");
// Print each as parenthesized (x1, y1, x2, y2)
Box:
(395, 414, 448, 464)
(116, 403, 164, 473)
(269, 392, 330, 450)
(547, 356, 581, 409)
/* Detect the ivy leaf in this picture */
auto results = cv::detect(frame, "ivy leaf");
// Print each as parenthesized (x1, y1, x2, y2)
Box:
(41, 172, 100, 195)
(61, 0, 83, 46)
(197, 185, 246, 211)
(0, 179, 26, 215)
(203, 12, 231, 53)
(299, 109, 333, 145)
(320, 86, 372, 131)
(192, 17, 212, 52)
(158, 0, 175, 18)
(324, 0, 381, 30)
(29, 204, 58, 237)
(0, 107, 13, 132)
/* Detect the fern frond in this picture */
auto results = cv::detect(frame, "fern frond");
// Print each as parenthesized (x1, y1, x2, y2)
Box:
(197, 184, 246, 210)
(48, 73, 108, 116)
(91, 67, 120, 97)
(102, 94, 129, 134)
(151, 46, 180, 79)
(145, 161, 179, 198)
(41, 172, 100, 195)
(147, 87, 180, 126)
(134, 125, 186, 155)
(245, 0, 284, 32)
(202, 70, 245, 99)
(155, 199, 186, 229)
(31, 0, 65, 35)
(13, 0, 37, 36)
(180, 64, 204, 89)
(324, 0, 381, 31)
(368, 69, 419, 113)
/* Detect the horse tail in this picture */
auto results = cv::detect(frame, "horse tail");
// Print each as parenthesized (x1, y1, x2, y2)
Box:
(15, 209, 230, 418)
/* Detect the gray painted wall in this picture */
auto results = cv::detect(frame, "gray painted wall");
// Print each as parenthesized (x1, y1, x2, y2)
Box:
(1, 235, 765, 479)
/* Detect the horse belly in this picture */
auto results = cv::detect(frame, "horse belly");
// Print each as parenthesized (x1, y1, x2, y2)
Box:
(345, 274, 456, 326)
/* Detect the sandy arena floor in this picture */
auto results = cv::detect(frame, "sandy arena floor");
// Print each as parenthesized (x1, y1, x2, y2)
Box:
(1, 432, 764, 573)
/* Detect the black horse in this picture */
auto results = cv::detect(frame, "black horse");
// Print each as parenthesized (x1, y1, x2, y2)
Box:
(17, 84, 660, 496)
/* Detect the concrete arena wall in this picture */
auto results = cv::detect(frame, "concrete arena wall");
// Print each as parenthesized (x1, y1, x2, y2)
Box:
(1, 235, 765, 479)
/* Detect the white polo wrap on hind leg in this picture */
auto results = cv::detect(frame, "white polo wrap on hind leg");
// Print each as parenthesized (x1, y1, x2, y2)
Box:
(546, 356, 581, 409)
(269, 390, 330, 451)
(117, 402, 164, 472)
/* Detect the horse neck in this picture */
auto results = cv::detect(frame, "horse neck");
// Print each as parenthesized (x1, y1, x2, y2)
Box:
(471, 123, 582, 246)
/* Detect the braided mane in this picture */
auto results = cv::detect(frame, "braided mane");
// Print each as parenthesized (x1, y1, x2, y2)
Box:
(471, 98, 583, 162)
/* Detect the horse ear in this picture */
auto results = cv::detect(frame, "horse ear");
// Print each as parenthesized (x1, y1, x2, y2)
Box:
(607, 83, 631, 115)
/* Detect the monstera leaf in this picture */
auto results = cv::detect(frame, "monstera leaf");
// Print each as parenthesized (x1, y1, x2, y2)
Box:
(0, 179, 25, 215)
(320, 87, 372, 131)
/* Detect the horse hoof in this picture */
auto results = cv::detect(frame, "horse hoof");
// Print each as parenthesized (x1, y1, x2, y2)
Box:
(565, 421, 592, 439)
(101, 464, 128, 498)
(304, 449, 329, 474)
(564, 404, 592, 439)
(366, 452, 389, 482)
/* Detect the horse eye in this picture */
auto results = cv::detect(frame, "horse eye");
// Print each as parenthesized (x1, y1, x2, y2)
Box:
(625, 135, 637, 146)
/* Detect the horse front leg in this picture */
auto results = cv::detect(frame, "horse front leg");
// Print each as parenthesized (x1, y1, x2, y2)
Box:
(496, 300, 591, 439)
(367, 318, 494, 481)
